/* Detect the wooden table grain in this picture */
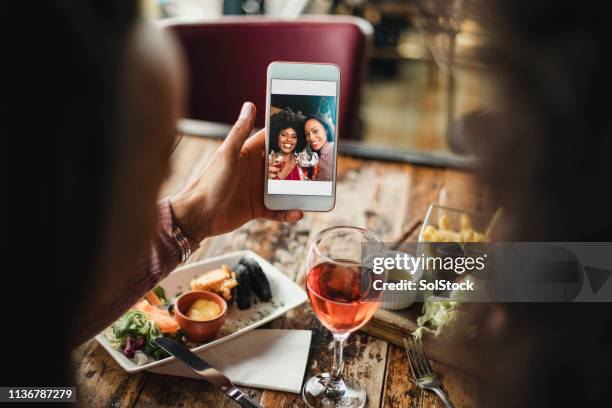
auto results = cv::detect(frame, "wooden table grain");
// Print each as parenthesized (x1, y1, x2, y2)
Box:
(73, 136, 484, 408)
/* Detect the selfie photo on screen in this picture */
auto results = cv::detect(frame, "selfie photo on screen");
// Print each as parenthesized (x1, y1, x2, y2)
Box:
(267, 79, 337, 197)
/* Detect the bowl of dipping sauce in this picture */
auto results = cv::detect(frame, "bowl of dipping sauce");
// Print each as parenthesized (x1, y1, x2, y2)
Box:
(174, 290, 227, 342)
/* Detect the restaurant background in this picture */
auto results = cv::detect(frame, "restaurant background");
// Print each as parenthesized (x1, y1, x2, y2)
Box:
(148, 0, 489, 168)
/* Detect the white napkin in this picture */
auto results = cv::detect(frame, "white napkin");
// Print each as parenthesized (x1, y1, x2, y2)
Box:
(149, 329, 312, 394)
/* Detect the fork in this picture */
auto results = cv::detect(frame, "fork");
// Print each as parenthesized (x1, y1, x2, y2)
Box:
(403, 337, 455, 408)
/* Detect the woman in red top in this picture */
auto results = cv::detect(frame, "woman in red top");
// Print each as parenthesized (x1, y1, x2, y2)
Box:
(268, 109, 306, 180)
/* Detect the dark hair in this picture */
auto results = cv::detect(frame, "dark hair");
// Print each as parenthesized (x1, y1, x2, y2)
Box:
(474, 1, 612, 407)
(305, 114, 334, 142)
(270, 109, 306, 153)
(1, 0, 138, 385)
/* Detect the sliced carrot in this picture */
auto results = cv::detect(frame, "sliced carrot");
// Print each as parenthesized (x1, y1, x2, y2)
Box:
(145, 291, 163, 308)
(134, 299, 179, 334)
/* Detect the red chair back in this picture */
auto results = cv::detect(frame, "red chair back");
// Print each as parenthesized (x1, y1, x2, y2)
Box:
(168, 17, 371, 140)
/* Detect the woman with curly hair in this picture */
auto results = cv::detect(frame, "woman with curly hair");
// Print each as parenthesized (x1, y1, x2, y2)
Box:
(268, 109, 306, 180)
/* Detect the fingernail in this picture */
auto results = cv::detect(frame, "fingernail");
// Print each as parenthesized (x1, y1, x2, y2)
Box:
(239, 102, 253, 120)
(288, 210, 303, 221)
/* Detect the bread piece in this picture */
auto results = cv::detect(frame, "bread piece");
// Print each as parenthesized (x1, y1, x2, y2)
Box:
(190, 265, 238, 301)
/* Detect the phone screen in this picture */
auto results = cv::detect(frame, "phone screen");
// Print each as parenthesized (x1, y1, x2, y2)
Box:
(267, 79, 337, 196)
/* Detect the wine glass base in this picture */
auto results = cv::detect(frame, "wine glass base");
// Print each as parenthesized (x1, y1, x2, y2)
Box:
(302, 373, 366, 408)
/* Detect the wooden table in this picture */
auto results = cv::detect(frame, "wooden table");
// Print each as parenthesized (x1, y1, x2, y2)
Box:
(74, 136, 484, 407)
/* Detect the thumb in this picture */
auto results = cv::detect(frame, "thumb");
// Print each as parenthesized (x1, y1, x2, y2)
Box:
(224, 102, 256, 155)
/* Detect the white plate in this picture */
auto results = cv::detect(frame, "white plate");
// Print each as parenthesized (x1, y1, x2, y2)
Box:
(95, 250, 308, 373)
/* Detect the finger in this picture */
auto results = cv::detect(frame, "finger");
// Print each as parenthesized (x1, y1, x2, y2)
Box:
(245, 128, 265, 151)
(262, 209, 304, 223)
(224, 102, 257, 155)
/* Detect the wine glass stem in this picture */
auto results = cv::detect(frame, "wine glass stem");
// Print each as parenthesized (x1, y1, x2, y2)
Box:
(331, 333, 349, 384)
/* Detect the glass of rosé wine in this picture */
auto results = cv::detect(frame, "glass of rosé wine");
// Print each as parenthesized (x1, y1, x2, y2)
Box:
(303, 226, 385, 408)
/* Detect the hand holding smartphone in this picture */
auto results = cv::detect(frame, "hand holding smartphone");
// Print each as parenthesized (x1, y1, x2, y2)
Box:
(264, 62, 340, 212)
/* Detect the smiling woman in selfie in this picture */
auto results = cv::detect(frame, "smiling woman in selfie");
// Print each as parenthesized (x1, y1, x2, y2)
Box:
(267, 109, 306, 180)
(304, 115, 335, 181)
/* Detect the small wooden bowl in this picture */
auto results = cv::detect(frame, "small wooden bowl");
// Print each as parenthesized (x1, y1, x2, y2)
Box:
(174, 291, 227, 343)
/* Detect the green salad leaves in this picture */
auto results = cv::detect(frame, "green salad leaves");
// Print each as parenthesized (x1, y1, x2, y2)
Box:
(413, 297, 459, 340)
(112, 310, 168, 360)
(152, 286, 167, 303)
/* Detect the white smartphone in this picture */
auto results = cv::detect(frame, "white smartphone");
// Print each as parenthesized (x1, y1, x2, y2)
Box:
(264, 62, 340, 212)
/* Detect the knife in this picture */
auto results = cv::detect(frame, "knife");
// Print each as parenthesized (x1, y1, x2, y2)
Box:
(154, 337, 263, 408)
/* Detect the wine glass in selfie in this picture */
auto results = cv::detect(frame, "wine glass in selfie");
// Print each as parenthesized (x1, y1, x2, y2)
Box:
(311, 153, 319, 180)
(274, 155, 285, 177)
(303, 226, 385, 408)
(296, 151, 309, 179)
(297, 150, 319, 180)
(268, 150, 285, 179)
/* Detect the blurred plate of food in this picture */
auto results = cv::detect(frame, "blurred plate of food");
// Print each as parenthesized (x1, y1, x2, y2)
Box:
(414, 203, 493, 340)
(95, 250, 308, 373)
